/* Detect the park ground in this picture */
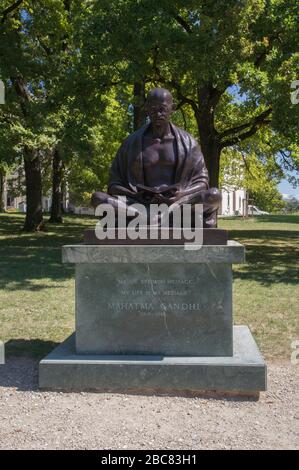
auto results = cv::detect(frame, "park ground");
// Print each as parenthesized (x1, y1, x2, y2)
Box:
(0, 213, 298, 449)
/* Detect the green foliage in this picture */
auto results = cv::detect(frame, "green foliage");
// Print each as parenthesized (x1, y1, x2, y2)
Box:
(248, 177, 285, 213)
(66, 90, 130, 204)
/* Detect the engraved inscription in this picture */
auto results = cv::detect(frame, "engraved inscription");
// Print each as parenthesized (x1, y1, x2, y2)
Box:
(106, 276, 201, 313)
(108, 302, 201, 312)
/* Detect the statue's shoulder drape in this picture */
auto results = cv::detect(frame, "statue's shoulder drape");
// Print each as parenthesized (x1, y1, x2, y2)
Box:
(108, 123, 209, 193)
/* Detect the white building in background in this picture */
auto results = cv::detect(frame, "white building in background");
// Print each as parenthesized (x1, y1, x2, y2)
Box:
(219, 187, 248, 217)
(3, 192, 55, 213)
(219, 152, 248, 217)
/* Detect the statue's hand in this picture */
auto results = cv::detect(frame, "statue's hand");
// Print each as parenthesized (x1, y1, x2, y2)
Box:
(134, 190, 145, 201)
(109, 185, 137, 198)
(152, 193, 176, 205)
(173, 189, 185, 201)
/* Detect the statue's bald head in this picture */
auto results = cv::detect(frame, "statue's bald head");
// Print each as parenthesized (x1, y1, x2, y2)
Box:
(146, 88, 174, 105)
(146, 88, 174, 125)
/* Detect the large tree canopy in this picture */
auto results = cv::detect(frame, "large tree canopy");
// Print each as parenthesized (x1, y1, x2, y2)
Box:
(0, 0, 298, 230)
(77, 0, 299, 186)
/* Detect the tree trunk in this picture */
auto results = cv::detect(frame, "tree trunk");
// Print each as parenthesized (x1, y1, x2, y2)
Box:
(194, 88, 221, 188)
(23, 148, 44, 231)
(133, 80, 146, 131)
(192, 85, 224, 188)
(201, 136, 221, 189)
(195, 115, 221, 188)
(0, 169, 5, 212)
(49, 148, 63, 223)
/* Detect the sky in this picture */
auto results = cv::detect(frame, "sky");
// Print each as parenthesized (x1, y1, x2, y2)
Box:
(278, 178, 299, 199)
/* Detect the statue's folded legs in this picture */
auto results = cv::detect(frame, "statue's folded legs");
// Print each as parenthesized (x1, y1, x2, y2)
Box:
(91, 187, 221, 228)
(173, 187, 221, 228)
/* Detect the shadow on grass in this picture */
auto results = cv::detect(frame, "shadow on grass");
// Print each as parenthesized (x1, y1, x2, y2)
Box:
(221, 214, 299, 225)
(0, 247, 75, 290)
(0, 213, 96, 246)
(0, 213, 98, 290)
(229, 229, 299, 240)
(5, 338, 59, 359)
(229, 229, 299, 286)
(254, 214, 299, 224)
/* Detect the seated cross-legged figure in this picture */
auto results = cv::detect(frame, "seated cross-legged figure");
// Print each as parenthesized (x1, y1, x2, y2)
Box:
(91, 87, 221, 228)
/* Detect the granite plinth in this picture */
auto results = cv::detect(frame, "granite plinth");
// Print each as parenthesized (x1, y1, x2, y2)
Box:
(62, 242, 244, 357)
(62, 241, 245, 264)
(83, 228, 228, 245)
(39, 326, 267, 395)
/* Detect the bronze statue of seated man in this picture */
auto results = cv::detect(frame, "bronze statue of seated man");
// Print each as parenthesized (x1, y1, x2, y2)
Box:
(91, 87, 221, 228)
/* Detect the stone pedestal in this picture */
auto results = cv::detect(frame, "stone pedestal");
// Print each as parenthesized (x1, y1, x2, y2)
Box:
(73, 245, 240, 356)
(39, 242, 267, 396)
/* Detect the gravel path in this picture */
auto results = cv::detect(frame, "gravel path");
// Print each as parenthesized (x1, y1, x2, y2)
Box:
(0, 358, 298, 450)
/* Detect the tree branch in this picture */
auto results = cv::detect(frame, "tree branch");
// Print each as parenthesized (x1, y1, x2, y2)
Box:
(1, 0, 23, 24)
(220, 121, 255, 139)
(174, 14, 192, 34)
(11, 76, 31, 101)
(279, 149, 299, 172)
(240, 151, 254, 178)
(220, 108, 272, 148)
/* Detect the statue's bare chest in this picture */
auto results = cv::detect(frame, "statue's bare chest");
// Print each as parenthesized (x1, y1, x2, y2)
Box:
(142, 135, 177, 167)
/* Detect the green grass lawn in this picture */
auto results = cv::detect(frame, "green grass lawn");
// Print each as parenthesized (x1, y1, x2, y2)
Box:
(0, 213, 298, 360)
